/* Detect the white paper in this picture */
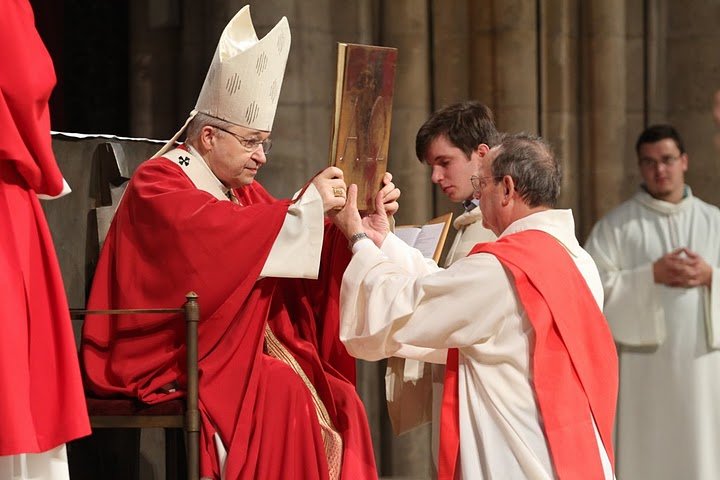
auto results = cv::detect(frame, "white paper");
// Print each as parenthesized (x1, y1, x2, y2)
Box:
(413, 223, 445, 258)
(394, 226, 421, 248)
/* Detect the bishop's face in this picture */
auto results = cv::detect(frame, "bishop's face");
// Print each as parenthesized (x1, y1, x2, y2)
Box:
(205, 125, 270, 189)
(637, 138, 688, 204)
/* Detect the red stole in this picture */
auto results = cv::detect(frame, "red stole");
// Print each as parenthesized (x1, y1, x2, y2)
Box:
(439, 229, 617, 479)
(438, 348, 459, 479)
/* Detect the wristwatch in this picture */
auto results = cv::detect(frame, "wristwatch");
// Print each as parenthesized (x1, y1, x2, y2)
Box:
(349, 232, 369, 248)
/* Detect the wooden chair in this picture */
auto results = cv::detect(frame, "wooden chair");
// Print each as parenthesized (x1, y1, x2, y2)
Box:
(71, 292, 200, 480)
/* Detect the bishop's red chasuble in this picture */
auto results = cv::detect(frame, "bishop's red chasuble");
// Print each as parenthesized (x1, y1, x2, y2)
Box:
(81, 158, 376, 479)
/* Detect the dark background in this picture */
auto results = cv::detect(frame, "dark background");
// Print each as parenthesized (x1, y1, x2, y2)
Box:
(31, 0, 131, 135)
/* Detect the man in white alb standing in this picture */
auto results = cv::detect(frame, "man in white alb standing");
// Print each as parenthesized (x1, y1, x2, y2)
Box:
(585, 124, 720, 480)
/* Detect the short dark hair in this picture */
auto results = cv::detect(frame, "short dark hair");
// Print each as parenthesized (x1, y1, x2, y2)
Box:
(415, 101, 499, 162)
(491, 133, 561, 208)
(635, 124, 686, 155)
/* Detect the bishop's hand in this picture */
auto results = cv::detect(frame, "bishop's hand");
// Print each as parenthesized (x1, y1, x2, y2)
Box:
(313, 166, 347, 213)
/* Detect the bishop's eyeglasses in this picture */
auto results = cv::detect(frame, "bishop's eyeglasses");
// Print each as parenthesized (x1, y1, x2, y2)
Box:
(215, 126, 272, 154)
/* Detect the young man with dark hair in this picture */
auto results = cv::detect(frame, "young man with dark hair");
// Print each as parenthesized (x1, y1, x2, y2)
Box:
(415, 101, 498, 265)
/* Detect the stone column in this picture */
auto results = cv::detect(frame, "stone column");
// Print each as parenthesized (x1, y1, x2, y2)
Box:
(380, 0, 434, 228)
(469, 0, 539, 134)
(431, 0, 471, 107)
(430, 0, 472, 221)
(539, 0, 581, 213)
(621, 0, 647, 204)
(662, 0, 720, 204)
(644, 0, 667, 124)
(579, 0, 627, 236)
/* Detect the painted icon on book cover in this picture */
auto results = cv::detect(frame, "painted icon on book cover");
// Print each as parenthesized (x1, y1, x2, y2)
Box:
(331, 44, 397, 211)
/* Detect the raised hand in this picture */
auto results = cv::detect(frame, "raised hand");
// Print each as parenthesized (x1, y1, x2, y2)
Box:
(330, 183, 389, 248)
(360, 180, 393, 243)
(330, 184, 365, 240)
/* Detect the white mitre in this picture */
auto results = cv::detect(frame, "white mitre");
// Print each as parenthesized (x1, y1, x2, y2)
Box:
(154, 5, 291, 158)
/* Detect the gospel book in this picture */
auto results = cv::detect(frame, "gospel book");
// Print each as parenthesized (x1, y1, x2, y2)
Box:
(329, 43, 398, 212)
(394, 212, 453, 263)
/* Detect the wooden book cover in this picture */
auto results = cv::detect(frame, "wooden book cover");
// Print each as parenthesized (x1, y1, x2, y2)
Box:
(329, 43, 398, 212)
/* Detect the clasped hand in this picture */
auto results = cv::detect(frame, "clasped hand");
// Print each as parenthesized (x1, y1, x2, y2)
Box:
(653, 248, 713, 288)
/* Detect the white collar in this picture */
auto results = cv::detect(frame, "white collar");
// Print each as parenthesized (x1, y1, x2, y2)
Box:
(500, 209, 583, 258)
(162, 145, 230, 202)
(633, 185, 692, 215)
